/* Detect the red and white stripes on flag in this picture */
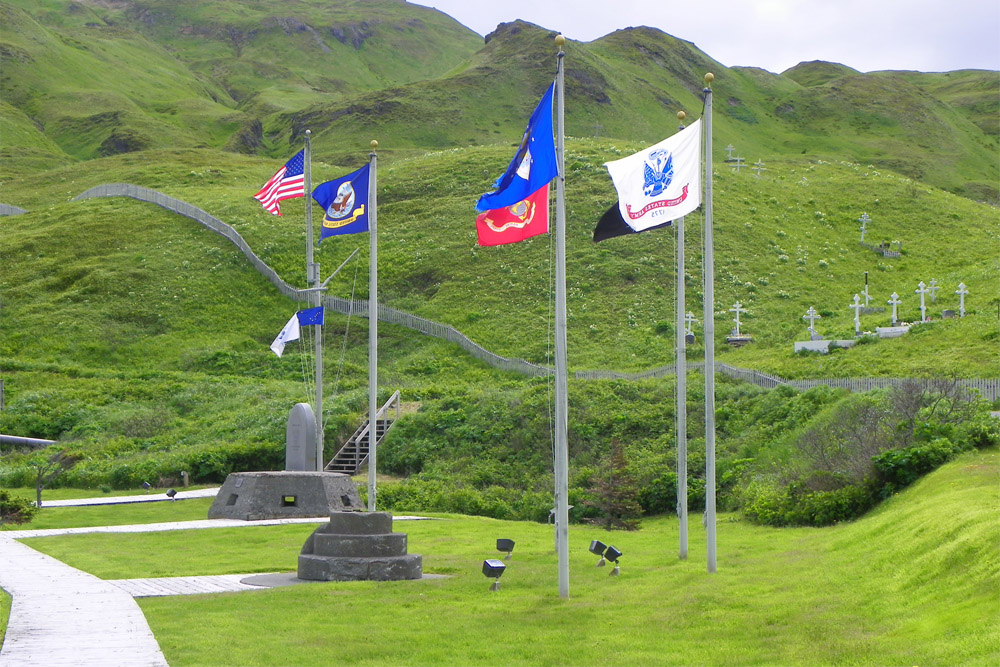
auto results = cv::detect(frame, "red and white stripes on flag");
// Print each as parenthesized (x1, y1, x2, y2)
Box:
(254, 150, 305, 215)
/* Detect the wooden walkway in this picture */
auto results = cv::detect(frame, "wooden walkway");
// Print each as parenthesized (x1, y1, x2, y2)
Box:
(0, 536, 169, 667)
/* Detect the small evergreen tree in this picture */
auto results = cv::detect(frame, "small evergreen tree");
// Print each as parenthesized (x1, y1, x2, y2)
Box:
(585, 440, 642, 531)
(0, 489, 37, 526)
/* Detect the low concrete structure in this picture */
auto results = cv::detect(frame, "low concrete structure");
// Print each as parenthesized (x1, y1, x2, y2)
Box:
(208, 471, 362, 521)
(298, 511, 422, 581)
(793, 339, 858, 354)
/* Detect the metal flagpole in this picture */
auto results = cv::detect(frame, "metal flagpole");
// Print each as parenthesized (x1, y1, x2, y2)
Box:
(553, 34, 570, 599)
(702, 73, 717, 573)
(368, 140, 379, 511)
(304, 130, 324, 472)
(676, 112, 689, 561)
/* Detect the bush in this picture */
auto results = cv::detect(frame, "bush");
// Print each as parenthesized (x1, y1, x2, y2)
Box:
(873, 438, 959, 490)
(0, 489, 38, 526)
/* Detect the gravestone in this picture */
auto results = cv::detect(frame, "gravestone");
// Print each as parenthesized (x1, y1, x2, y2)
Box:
(802, 306, 823, 341)
(684, 311, 697, 344)
(915, 281, 930, 322)
(887, 292, 901, 325)
(942, 310, 956, 319)
(956, 282, 968, 317)
(850, 294, 863, 336)
(858, 213, 871, 243)
(286, 403, 317, 472)
(298, 511, 422, 581)
(752, 159, 766, 177)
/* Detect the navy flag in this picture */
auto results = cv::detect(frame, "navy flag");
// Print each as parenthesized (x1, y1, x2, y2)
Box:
(314, 164, 370, 240)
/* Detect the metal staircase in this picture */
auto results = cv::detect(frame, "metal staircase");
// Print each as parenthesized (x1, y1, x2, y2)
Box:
(325, 391, 400, 475)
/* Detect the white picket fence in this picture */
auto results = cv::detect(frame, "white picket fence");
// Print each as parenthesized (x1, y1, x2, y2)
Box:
(71, 184, 999, 400)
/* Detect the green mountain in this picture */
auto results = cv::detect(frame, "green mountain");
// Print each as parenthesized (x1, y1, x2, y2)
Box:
(0, 0, 997, 499)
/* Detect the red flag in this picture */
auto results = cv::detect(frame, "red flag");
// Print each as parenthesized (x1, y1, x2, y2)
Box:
(475, 185, 549, 246)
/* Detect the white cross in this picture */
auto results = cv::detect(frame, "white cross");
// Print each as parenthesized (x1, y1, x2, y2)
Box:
(725, 144, 735, 160)
(928, 278, 939, 303)
(753, 159, 766, 178)
(850, 294, 864, 334)
(915, 281, 929, 322)
(802, 306, 821, 333)
(858, 213, 870, 243)
(684, 311, 698, 335)
(731, 157, 745, 173)
(956, 282, 968, 317)
(887, 292, 901, 324)
(861, 284, 871, 307)
(730, 302, 747, 337)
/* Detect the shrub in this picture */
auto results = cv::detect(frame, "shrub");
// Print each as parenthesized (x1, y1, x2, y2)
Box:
(872, 438, 958, 490)
(0, 489, 38, 526)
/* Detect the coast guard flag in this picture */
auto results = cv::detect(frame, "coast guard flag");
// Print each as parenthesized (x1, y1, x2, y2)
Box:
(476, 184, 549, 246)
(476, 83, 558, 212)
(254, 150, 305, 216)
(603, 119, 702, 233)
(269, 307, 325, 357)
(313, 164, 370, 240)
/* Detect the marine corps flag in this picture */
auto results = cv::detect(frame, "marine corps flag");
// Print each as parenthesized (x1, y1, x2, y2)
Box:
(314, 164, 370, 240)
(476, 185, 549, 246)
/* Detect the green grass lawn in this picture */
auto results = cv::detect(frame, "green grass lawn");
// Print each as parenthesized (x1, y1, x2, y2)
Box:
(0, 496, 217, 531)
(14, 448, 998, 666)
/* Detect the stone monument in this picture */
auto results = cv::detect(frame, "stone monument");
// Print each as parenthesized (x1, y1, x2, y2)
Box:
(298, 511, 422, 581)
(208, 471, 363, 520)
(285, 402, 317, 471)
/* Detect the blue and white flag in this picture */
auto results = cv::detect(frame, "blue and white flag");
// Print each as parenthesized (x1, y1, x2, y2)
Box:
(475, 83, 558, 212)
(314, 164, 370, 240)
(604, 119, 702, 232)
(270, 313, 300, 357)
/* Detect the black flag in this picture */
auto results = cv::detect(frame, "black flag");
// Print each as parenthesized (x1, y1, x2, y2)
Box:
(593, 202, 673, 242)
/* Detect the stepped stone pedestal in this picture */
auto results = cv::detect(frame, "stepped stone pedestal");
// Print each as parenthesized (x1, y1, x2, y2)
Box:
(298, 512, 422, 581)
(207, 471, 362, 521)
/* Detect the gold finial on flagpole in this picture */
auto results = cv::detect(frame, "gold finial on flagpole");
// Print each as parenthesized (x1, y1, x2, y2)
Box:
(704, 72, 715, 85)
(555, 34, 566, 47)
(370, 139, 378, 149)
(677, 110, 686, 121)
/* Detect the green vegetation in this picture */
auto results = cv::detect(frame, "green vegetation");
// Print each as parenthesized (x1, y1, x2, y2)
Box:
(15, 448, 998, 666)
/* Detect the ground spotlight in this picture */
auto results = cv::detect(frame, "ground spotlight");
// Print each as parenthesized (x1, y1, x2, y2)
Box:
(482, 558, 506, 591)
(604, 545, 622, 576)
(165, 488, 177, 500)
(589, 539, 608, 567)
(141, 482, 151, 493)
(496, 538, 515, 561)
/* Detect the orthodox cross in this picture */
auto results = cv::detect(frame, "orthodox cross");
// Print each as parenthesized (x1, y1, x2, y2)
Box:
(802, 306, 821, 335)
(684, 311, 698, 335)
(730, 302, 747, 337)
(887, 292, 901, 325)
(858, 213, 871, 243)
(850, 294, 864, 335)
(752, 159, 766, 178)
(725, 144, 735, 160)
(928, 278, 940, 302)
(915, 281, 930, 322)
(956, 282, 968, 317)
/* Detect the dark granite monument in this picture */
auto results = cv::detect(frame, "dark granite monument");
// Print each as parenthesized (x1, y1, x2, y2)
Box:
(298, 511, 422, 581)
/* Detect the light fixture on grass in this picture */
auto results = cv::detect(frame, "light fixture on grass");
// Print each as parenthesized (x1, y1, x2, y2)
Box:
(141, 482, 151, 493)
(604, 545, 622, 576)
(482, 559, 506, 591)
(589, 539, 608, 567)
(496, 538, 515, 561)
(165, 488, 177, 500)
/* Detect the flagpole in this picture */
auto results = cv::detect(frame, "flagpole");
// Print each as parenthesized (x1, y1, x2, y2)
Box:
(304, 130, 324, 472)
(702, 73, 717, 573)
(553, 34, 570, 600)
(368, 140, 379, 511)
(676, 112, 689, 561)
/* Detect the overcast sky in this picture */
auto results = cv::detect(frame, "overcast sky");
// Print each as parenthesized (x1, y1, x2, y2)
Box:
(415, 0, 1000, 74)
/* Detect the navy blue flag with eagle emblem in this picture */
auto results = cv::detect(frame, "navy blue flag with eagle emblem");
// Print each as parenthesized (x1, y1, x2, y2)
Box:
(313, 164, 371, 241)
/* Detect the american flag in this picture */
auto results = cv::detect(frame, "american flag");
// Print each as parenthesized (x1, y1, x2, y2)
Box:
(254, 150, 305, 215)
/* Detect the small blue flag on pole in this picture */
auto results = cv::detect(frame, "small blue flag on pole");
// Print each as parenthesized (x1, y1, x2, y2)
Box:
(297, 306, 324, 326)
(476, 83, 558, 212)
(314, 165, 370, 240)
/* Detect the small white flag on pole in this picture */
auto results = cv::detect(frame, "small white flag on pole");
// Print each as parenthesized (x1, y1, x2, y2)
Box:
(270, 314, 300, 357)
(604, 119, 702, 232)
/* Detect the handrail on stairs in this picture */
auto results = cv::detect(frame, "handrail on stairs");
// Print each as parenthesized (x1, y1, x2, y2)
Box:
(332, 390, 401, 472)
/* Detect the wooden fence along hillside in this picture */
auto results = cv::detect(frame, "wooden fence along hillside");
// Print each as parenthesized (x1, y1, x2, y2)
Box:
(52, 185, 1000, 400)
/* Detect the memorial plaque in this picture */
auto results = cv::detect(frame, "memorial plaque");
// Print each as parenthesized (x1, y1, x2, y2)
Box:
(286, 402, 317, 472)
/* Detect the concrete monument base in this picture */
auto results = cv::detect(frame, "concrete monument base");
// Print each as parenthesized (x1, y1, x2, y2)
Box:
(207, 471, 362, 521)
(298, 511, 422, 581)
(793, 339, 858, 354)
